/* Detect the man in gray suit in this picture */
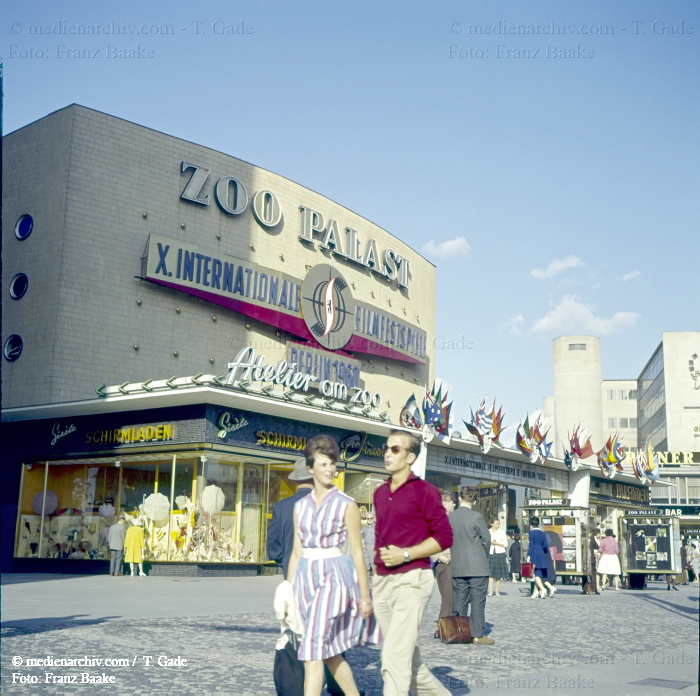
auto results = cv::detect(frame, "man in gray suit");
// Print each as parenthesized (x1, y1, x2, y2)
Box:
(450, 486, 494, 644)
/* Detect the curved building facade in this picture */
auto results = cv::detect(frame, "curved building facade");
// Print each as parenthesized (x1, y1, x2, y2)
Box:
(1, 105, 436, 573)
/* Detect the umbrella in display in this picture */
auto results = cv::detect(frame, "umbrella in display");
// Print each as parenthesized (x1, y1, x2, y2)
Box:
(99, 503, 116, 517)
(143, 492, 171, 521)
(201, 485, 226, 514)
(32, 490, 58, 516)
(54, 508, 82, 516)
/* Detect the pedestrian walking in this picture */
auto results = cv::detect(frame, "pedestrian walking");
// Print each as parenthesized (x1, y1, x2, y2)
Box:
(266, 457, 314, 578)
(431, 492, 455, 636)
(373, 429, 453, 695)
(581, 530, 601, 595)
(509, 534, 522, 582)
(286, 434, 377, 696)
(450, 487, 494, 644)
(527, 517, 551, 598)
(487, 518, 509, 597)
(108, 516, 126, 576)
(688, 541, 700, 585)
(598, 529, 621, 591)
(361, 509, 376, 583)
(124, 518, 146, 577)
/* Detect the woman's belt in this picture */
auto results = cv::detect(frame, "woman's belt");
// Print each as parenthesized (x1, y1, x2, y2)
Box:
(302, 547, 342, 560)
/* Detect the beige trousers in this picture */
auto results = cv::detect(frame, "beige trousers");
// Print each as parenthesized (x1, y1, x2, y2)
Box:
(373, 568, 451, 696)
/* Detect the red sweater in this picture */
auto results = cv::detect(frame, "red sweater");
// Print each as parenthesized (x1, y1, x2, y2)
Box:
(373, 473, 453, 576)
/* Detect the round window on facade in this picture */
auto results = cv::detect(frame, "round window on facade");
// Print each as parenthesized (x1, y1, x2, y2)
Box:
(14, 215, 34, 240)
(3, 334, 24, 362)
(9, 273, 29, 300)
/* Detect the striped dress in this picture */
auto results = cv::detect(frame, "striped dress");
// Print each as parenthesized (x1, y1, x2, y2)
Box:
(293, 487, 379, 661)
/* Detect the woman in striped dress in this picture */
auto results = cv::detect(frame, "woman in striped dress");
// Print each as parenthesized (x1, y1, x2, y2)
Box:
(286, 435, 378, 696)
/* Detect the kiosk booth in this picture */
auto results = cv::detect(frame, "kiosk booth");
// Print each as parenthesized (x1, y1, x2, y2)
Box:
(520, 499, 594, 581)
(620, 509, 682, 589)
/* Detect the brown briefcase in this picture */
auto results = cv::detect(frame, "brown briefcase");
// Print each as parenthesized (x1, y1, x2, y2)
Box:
(437, 614, 473, 644)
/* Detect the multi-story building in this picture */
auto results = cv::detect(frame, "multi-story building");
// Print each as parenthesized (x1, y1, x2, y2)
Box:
(640, 333, 700, 537)
(4, 106, 602, 575)
(602, 379, 639, 450)
(546, 333, 700, 539)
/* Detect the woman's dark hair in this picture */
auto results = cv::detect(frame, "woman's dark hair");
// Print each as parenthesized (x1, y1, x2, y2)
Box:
(530, 516, 540, 527)
(513, 534, 520, 542)
(304, 434, 339, 466)
(490, 517, 499, 525)
(605, 528, 614, 537)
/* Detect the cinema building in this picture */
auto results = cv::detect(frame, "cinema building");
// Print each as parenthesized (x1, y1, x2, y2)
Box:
(1, 104, 441, 574)
(2, 106, 649, 576)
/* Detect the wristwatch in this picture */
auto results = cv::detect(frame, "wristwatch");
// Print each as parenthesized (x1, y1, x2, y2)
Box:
(403, 548, 411, 563)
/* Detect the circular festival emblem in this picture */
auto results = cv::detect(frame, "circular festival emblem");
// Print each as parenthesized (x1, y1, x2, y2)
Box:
(300, 265, 355, 350)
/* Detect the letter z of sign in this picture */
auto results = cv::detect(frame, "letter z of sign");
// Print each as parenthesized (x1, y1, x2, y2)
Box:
(181, 162, 211, 205)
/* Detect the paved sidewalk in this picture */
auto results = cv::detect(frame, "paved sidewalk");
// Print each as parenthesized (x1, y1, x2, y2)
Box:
(2, 574, 698, 694)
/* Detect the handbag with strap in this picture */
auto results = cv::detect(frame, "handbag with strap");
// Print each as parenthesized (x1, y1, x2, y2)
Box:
(521, 562, 534, 578)
(437, 614, 473, 644)
(273, 630, 304, 696)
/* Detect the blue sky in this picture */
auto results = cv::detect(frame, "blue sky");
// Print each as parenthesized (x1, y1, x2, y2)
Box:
(3, 0, 698, 442)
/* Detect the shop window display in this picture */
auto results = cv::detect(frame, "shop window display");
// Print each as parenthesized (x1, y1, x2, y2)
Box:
(16, 463, 121, 560)
(15, 455, 283, 564)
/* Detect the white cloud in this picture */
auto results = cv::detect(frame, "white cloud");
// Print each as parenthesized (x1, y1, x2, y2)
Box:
(499, 314, 525, 335)
(531, 295, 640, 335)
(622, 270, 641, 281)
(530, 255, 584, 280)
(421, 236, 471, 260)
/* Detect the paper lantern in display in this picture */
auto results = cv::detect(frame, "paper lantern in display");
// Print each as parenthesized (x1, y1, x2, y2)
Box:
(201, 485, 225, 514)
(143, 492, 171, 521)
(32, 491, 58, 515)
(99, 503, 116, 518)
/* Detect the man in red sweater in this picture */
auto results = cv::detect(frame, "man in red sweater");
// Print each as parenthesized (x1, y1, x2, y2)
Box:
(373, 430, 453, 696)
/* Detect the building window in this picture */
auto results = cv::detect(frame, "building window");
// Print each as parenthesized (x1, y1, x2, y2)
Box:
(688, 484, 700, 504)
(569, 343, 587, 350)
(9, 273, 29, 300)
(14, 214, 34, 240)
(3, 334, 23, 362)
(629, 390, 638, 399)
(607, 390, 616, 400)
(619, 390, 628, 400)
(607, 418, 618, 429)
(620, 418, 629, 429)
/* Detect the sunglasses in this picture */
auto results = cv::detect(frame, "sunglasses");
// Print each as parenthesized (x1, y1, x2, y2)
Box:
(381, 443, 407, 454)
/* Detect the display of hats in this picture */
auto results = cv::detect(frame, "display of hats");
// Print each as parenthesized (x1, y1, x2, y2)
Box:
(32, 490, 58, 515)
(99, 503, 116, 517)
(54, 508, 82, 516)
(143, 492, 170, 521)
(201, 485, 225, 514)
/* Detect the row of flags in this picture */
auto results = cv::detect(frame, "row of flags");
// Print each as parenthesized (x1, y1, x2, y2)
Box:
(399, 386, 660, 485)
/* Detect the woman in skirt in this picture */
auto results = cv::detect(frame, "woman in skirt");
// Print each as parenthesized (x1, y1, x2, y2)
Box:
(487, 518, 509, 596)
(597, 529, 621, 590)
(286, 435, 379, 696)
